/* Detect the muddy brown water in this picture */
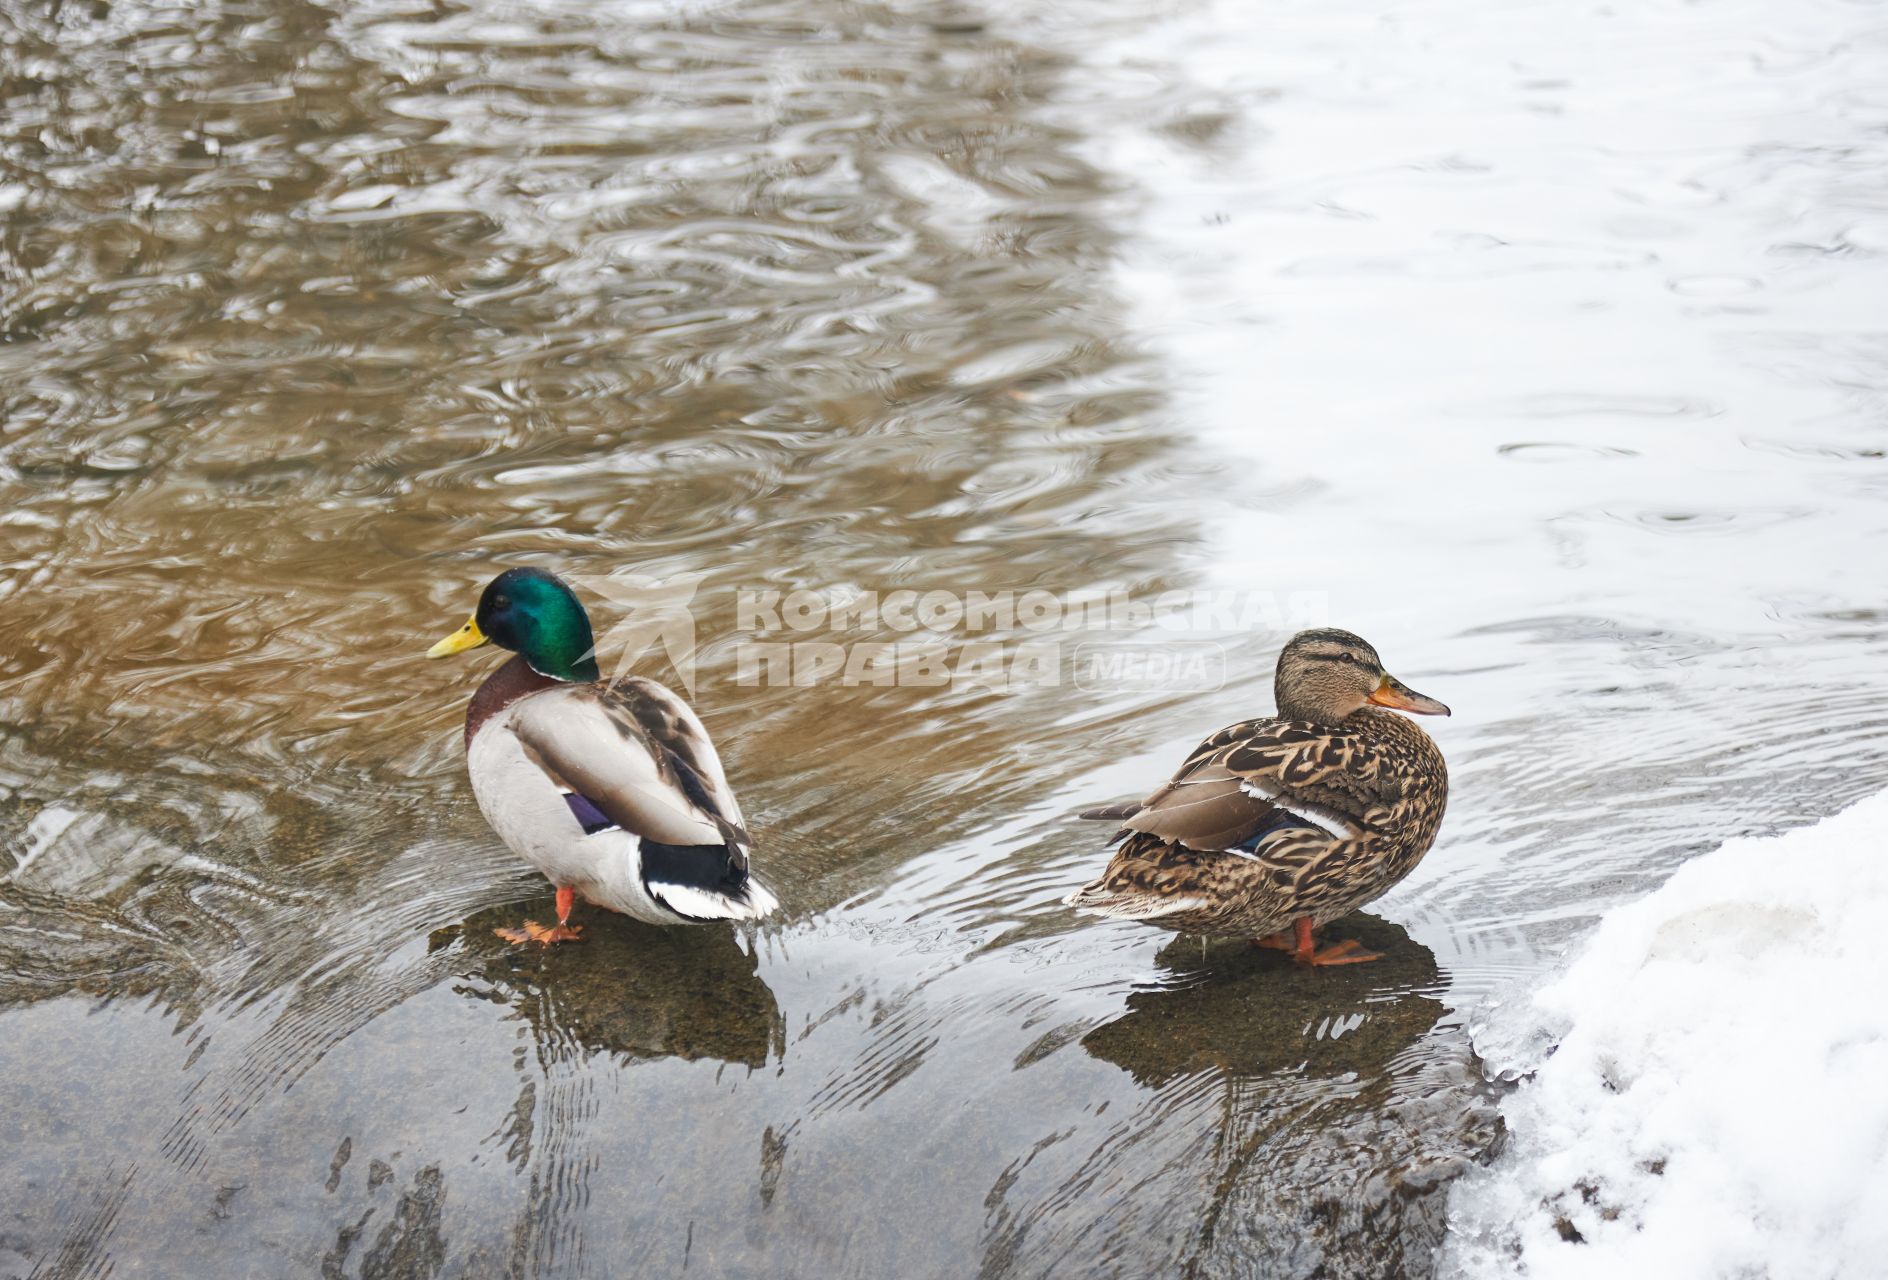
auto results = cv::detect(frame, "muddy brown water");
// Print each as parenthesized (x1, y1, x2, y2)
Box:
(3, 0, 1887, 1276)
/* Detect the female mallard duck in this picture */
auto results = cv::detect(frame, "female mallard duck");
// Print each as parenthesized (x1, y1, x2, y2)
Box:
(427, 567, 777, 944)
(1066, 628, 1449, 966)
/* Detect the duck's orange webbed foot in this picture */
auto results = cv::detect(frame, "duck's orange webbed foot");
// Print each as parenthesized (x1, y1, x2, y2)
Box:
(494, 920, 585, 946)
(1295, 937, 1381, 966)
(495, 886, 583, 946)
(1286, 917, 1382, 967)
(1251, 931, 1294, 951)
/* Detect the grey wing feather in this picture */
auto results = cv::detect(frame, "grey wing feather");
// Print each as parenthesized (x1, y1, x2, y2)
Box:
(509, 678, 750, 854)
(594, 678, 749, 843)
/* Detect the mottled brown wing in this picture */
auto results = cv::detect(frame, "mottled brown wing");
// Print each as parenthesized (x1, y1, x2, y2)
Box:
(1110, 718, 1278, 852)
(1112, 718, 1405, 853)
(1115, 761, 1275, 850)
(1220, 721, 1404, 838)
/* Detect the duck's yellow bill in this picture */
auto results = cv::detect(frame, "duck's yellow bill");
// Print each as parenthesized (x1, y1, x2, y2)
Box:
(427, 615, 489, 659)
(1367, 673, 1450, 716)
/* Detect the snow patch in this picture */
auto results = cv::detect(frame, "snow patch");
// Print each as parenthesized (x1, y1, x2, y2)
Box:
(1443, 788, 1888, 1278)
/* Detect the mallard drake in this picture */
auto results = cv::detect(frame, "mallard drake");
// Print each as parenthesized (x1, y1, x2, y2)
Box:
(427, 567, 777, 944)
(1066, 628, 1449, 966)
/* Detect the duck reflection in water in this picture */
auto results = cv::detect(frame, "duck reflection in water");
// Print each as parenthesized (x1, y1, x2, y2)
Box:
(1082, 914, 1445, 1086)
(451, 905, 783, 1068)
(990, 918, 1478, 1279)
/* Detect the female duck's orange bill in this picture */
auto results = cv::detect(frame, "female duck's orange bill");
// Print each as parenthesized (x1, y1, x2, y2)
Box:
(1365, 673, 1450, 716)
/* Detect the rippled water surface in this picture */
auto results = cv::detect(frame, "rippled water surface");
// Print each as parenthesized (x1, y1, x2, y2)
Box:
(3, 0, 1886, 1275)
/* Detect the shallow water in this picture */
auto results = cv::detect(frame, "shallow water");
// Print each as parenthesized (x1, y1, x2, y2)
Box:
(2, 0, 1886, 1276)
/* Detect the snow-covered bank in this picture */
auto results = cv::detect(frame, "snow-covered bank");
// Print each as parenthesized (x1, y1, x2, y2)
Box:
(1443, 789, 1888, 1279)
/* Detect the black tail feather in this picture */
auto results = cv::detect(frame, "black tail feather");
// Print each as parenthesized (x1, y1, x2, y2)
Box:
(639, 838, 748, 893)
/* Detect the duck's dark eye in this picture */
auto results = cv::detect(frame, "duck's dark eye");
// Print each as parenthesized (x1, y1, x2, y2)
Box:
(493, 595, 510, 611)
(1336, 652, 1354, 664)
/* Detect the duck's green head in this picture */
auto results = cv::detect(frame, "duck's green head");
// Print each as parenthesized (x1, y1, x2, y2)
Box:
(426, 567, 599, 683)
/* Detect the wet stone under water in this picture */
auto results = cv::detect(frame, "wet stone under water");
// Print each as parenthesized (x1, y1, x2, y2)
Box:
(4, 0, 1888, 1276)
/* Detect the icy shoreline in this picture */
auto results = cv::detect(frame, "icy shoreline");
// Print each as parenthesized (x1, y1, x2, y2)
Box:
(1442, 789, 1888, 1278)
